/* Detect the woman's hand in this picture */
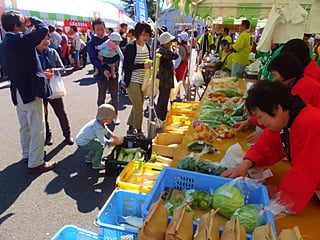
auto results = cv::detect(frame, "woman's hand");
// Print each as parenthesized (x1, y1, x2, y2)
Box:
(246, 130, 263, 144)
(43, 69, 53, 80)
(232, 120, 249, 131)
(144, 62, 152, 69)
(221, 160, 253, 178)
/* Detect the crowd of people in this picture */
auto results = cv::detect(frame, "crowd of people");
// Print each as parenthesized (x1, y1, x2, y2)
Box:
(1, 8, 320, 215)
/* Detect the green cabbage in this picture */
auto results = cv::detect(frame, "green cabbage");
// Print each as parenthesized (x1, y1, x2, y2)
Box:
(213, 185, 245, 219)
(231, 205, 264, 233)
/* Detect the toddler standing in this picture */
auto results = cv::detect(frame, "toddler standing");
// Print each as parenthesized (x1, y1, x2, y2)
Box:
(76, 104, 123, 169)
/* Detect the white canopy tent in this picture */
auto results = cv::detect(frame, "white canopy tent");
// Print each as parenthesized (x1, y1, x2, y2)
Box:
(16, 0, 135, 27)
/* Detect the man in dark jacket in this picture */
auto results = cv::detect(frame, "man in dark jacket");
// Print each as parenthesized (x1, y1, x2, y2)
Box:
(0, 10, 56, 172)
(87, 18, 120, 124)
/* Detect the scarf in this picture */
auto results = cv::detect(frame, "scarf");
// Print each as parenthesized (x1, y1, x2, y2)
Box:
(36, 48, 51, 70)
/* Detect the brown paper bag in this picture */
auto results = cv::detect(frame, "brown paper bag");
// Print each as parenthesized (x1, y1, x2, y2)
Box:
(252, 222, 276, 240)
(138, 196, 168, 240)
(220, 216, 247, 240)
(278, 226, 302, 240)
(165, 206, 194, 240)
(194, 209, 220, 240)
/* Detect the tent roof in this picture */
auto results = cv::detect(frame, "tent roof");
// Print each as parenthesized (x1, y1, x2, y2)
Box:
(16, 0, 134, 26)
(172, 0, 314, 19)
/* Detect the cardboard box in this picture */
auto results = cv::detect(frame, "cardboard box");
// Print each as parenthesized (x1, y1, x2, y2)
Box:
(152, 133, 184, 157)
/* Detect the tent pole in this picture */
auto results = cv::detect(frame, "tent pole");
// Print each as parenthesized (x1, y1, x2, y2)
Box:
(147, 0, 161, 139)
(185, 2, 197, 100)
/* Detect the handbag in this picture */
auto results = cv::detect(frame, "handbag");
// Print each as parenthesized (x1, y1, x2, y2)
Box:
(48, 71, 66, 99)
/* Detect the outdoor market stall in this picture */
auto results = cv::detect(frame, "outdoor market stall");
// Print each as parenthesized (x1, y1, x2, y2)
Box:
(167, 77, 320, 238)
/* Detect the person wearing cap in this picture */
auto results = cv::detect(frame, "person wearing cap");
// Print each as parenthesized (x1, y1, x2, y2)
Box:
(175, 31, 190, 99)
(76, 104, 123, 170)
(95, 32, 124, 79)
(156, 32, 179, 121)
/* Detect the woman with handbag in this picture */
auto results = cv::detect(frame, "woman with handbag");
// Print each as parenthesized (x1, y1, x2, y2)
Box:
(36, 34, 74, 146)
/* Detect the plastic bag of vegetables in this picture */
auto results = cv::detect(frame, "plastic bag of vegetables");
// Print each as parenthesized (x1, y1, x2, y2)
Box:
(212, 177, 261, 219)
(231, 204, 264, 233)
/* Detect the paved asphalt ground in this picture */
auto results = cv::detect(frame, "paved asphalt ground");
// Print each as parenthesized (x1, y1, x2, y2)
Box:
(0, 65, 150, 239)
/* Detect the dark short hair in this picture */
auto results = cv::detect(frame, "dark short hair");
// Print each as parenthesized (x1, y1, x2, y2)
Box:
(92, 18, 106, 30)
(193, 30, 198, 38)
(241, 20, 250, 29)
(128, 28, 135, 35)
(246, 80, 294, 117)
(268, 53, 304, 80)
(70, 25, 78, 32)
(134, 22, 152, 39)
(221, 39, 230, 46)
(1, 10, 23, 32)
(282, 39, 311, 67)
(120, 23, 128, 28)
(48, 25, 55, 32)
(56, 28, 62, 33)
(224, 27, 229, 34)
(107, 28, 114, 33)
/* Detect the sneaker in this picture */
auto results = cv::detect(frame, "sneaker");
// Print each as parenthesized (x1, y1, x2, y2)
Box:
(92, 161, 105, 170)
(85, 158, 93, 164)
(126, 128, 136, 136)
(136, 131, 146, 139)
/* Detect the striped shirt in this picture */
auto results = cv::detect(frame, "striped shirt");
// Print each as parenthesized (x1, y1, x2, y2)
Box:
(131, 44, 149, 84)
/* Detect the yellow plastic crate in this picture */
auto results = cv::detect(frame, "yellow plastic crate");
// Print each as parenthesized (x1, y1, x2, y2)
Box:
(116, 161, 164, 193)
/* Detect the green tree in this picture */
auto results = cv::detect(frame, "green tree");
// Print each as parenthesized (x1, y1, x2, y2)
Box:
(121, 0, 164, 20)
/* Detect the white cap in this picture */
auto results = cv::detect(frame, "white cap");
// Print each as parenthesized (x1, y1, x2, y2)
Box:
(109, 32, 122, 41)
(178, 31, 189, 42)
(315, 34, 320, 40)
(159, 32, 175, 45)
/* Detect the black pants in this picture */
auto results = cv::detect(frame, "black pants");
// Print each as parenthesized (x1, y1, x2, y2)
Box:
(156, 87, 171, 121)
(80, 46, 87, 68)
(96, 76, 119, 114)
(44, 98, 71, 140)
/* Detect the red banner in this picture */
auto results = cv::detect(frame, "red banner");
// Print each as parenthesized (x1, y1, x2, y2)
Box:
(64, 20, 92, 29)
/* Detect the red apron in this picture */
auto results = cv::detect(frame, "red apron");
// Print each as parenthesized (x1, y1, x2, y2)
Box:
(175, 44, 190, 82)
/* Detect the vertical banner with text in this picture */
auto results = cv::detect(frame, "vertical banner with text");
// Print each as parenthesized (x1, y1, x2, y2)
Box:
(135, 0, 148, 22)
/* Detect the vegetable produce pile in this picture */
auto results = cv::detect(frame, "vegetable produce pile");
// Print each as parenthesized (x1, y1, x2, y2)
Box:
(177, 154, 227, 176)
(116, 147, 146, 162)
(149, 152, 173, 166)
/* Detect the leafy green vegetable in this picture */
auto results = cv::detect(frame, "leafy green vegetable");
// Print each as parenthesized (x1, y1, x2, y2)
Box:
(215, 88, 243, 97)
(213, 185, 245, 218)
(231, 205, 264, 233)
(177, 156, 196, 171)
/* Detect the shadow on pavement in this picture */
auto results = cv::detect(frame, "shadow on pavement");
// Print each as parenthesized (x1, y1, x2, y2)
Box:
(45, 148, 116, 213)
(0, 161, 40, 216)
(73, 77, 96, 86)
(118, 90, 131, 111)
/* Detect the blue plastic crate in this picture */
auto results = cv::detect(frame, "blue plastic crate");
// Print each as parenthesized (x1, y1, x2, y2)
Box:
(51, 225, 102, 240)
(96, 188, 147, 240)
(141, 167, 276, 240)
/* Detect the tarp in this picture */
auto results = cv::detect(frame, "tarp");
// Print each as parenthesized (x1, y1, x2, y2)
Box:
(15, 0, 134, 27)
(168, 0, 313, 19)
